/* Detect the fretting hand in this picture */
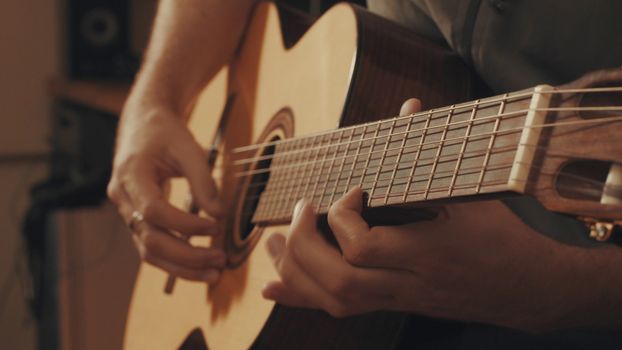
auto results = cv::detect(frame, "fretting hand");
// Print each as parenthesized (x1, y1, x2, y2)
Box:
(261, 99, 615, 331)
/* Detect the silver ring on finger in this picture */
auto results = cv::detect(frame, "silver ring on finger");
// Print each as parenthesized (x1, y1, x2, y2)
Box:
(127, 210, 145, 232)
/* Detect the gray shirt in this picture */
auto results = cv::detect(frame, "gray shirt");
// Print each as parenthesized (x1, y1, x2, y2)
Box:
(368, 0, 622, 92)
(365, 1, 622, 347)
(368, 0, 622, 248)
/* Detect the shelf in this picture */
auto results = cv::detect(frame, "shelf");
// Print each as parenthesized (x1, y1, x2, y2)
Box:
(49, 79, 132, 116)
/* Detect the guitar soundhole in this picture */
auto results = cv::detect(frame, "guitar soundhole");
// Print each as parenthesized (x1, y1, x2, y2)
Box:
(238, 137, 279, 241)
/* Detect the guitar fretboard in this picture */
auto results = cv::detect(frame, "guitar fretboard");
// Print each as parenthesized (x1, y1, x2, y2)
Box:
(250, 89, 537, 223)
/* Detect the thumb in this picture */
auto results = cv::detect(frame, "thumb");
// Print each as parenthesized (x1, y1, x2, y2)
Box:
(289, 199, 318, 237)
(399, 98, 422, 116)
(177, 146, 224, 218)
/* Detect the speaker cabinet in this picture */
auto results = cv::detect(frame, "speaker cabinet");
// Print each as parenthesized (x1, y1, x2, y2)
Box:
(67, 0, 138, 79)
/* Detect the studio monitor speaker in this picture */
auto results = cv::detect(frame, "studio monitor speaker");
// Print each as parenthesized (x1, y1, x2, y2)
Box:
(67, 0, 138, 79)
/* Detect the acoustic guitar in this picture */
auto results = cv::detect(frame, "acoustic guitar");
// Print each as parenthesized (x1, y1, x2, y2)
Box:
(124, 2, 622, 349)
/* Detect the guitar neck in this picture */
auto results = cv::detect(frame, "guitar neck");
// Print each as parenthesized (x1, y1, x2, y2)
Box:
(250, 87, 550, 223)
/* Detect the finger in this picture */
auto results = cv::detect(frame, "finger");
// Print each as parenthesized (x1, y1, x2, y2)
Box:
(261, 281, 310, 308)
(115, 193, 226, 270)
(264, 232, 349, 317)
(328, 187, 437, 269)
(288, 201, 400, 301)
(135, 225, 226, 270)
(132, 235, 221, 284)
(122, 160, 220, 236)
(327, 187, 375, 265)
(262, 234, 311, 307)
(175, 144, 224, 218)
(399, 98, 422, 116)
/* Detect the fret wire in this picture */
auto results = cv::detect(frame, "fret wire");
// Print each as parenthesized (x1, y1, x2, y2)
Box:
(232, 109, 458, 166)
(318, 130, 345, 212)
(448, 100, 478, 197)
(251, 106, 620, 219)
(403, 109, 433, 202)
(269, 141, 290, 219)
(235, 110, 531, 179)
(372, 179, 511, 202)
(251, 155, 264, 220)
(248, 137, 597, 196)
(327, 128, 355, 209)
(249, 139, 522, 197)
(233, 91, 539, 155)
(309, 133, 332, 210)
(233, 96, 534, 165)
(292, 136, 314, 204)
(243, 161, 519, 219)
(245, 151, 607, 221)
(265, 142, 293, 219)
(368, 118, 397, 205)
(255, 143, 279, 221)
(233, 99, 622, 159)
(476, 94, 507, 193)
(299, 134, 321, 202)
(278, 138, 304, 218)
(270, 142, 295, 218)
(249, 145, 579, 221)
(259, 143, 285, 220)
(360, 123, 382, 204)
(343, 125, 368, 194)
(247, 144, 520, 200)
(385, 116, 414, 205)
(238, 100, 537, 179)
(251, 176, 518, 221)
(292, 137, 312, 214)
(272, 138, 304, 218)
(424, 107, 454, 200)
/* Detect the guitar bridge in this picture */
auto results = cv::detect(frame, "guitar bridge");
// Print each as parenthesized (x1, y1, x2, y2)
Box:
(579, 217, 622, 242)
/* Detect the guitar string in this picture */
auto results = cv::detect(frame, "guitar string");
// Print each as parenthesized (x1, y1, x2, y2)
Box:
(240, 137, 594, 195)
(245, 163, 618, 221)
(232, 86, 622, 154)
(244, 156, 614, 214)
(241, 162, 515, 205)
(242, 167, 590, 221)
(244, 143, 520, 195)
(189, 87, 622, 219)
(249, 123, 618, 214)
(232, 112, 622, 178)
(244, 142, 582, 204)
(230, 106, 622, 169)
(236, 105, 621, 216)
(231, 86, 622, 155)
(239, 159, 614, 220)
(232, 92, 532, 154)
(233, 108, 523, 167)
(242, 179, 517, 221)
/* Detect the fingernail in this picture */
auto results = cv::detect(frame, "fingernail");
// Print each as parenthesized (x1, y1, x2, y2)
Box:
(204, 269, 220, 284)
(261, 283, 275, 300)
(266, 235, 283, 257)
(293, 199, 307, 220)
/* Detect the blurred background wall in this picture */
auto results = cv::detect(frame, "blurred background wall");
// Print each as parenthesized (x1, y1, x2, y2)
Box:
(0, 0, 62, 349)
(0, 1, 364, 349)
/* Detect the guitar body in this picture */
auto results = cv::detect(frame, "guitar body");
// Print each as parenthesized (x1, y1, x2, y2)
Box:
(124, 2, 485, 349)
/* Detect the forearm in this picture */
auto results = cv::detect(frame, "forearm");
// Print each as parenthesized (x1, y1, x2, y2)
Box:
(566, 244, 622, 330)
(519, 242, 622, 332)
(127, 0, 257, 117)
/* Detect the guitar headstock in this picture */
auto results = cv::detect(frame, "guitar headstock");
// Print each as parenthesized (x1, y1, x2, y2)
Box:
(524, 68, 622, 239)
